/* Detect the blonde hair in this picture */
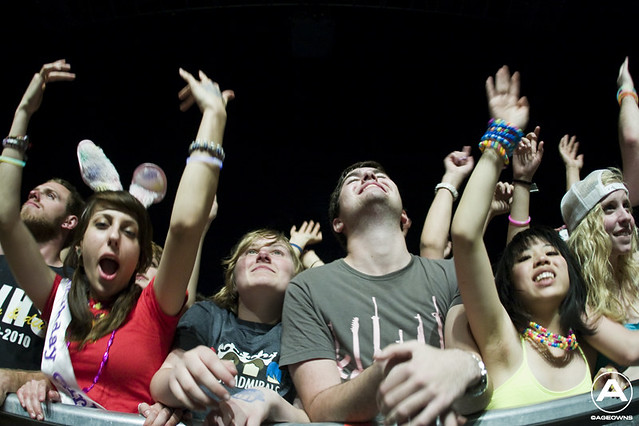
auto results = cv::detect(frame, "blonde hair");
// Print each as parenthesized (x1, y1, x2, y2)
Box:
(212, 229, 304, 314)
(567, 168, 639, 323)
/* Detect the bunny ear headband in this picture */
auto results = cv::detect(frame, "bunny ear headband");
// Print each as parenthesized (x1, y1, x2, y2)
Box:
(76, 139, 167, 208)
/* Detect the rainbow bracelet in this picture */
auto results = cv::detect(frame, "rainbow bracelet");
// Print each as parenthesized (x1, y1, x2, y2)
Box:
(617, 87, 638, 105)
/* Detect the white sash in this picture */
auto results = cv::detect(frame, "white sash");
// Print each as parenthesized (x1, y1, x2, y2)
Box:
(40, 278, 104, 409)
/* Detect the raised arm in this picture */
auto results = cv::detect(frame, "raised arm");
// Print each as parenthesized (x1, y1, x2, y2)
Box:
(289, 219, 324, 268)
(153, 69, 234, 316)
(558, 134, 583, 192)
(507, 126, 544, 243)
(617, 56, 639, 206)
(185, 195, 218, 309)
(420, 146, 474, 259)
(451, 65, 529, 352)
(0, 60, 75, 310)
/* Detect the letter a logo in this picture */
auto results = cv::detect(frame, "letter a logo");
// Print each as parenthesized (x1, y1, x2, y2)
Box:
(591, 371, 633, 414)
(597, 379, 628, 402)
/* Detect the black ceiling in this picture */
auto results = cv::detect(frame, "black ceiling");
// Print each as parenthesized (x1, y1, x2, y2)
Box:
(1, 1, 637, 294)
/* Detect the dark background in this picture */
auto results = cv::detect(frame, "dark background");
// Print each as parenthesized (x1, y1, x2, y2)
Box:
(1, 1, 637, 296)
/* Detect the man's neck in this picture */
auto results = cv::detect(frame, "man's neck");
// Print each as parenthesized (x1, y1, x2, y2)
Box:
(39, 242, 64, 267)
(0, 240, 64, 267)
(344, 228, 411, 276)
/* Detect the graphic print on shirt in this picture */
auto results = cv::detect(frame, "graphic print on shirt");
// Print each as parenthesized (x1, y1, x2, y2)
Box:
(0, 283, 46, 350)
(216, 342, 283, 393)
(331, 295, 444, 379)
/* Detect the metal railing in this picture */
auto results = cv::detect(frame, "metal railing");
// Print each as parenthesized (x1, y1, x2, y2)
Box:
(2, 382, 639, 425)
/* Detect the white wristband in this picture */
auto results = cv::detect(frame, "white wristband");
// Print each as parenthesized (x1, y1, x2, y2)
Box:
(434, 182, 458, 201)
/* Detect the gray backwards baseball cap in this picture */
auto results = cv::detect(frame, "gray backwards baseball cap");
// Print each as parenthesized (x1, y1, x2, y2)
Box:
(560, 169, 628, 233)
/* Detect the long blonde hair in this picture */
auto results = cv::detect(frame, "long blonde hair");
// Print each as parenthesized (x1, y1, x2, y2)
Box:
(567, 168, 639, 322)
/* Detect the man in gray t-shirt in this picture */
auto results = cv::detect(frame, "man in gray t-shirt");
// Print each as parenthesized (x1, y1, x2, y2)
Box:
(281, 161, 489, 424)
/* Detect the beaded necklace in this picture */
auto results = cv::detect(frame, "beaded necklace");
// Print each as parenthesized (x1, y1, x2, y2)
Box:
(66, 300, 118, 394)
(67, 329, 117, 393)
(522, 321, 579, 351)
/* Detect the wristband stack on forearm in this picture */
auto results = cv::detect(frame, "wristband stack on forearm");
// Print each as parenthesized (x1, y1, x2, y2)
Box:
(617, 87, 638, 105)
(478, 118, 524, 165)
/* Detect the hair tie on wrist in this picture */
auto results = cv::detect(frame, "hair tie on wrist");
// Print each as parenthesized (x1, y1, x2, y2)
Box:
(290, 243, 303, 253)
(508, 215, 531, 227)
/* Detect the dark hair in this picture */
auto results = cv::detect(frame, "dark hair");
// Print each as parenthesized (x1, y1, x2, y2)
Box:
(327, 160, 387, 249)
(494, 226, 593, 338)
(49, 177, 85, 248)
(65, 191, 153, 346)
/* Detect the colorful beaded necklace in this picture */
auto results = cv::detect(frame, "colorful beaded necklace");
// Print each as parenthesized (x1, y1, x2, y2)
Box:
(522, 321, 579, 351)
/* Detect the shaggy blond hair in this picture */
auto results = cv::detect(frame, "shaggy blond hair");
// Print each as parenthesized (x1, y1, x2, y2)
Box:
(567, 168, 639, 323)
(212, 229, 304, 315)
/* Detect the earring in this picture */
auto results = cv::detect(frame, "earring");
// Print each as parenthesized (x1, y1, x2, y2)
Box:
(76, 247, 82, 257)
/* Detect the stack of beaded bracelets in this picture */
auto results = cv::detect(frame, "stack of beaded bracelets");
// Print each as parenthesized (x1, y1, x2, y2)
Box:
(617, 87, 638, 106)
(478, 118, 524, 165)
(187, 139, 225, 169)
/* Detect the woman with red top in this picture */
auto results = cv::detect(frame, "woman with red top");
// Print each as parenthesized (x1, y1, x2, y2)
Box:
(0, 60, 233, 420)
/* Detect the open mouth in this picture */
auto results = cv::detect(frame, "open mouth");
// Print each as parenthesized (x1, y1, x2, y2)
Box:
(99, 258, 119, 279)
(359, 183, 384, 194)
(534, 271, 554, 284)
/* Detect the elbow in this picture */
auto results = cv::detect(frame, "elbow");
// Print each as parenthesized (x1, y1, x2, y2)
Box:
(168, 215, 206, 239)
(616, 349, 639, 367)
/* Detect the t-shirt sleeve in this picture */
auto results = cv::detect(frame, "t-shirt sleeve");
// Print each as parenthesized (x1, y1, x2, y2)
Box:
(441, 257, 462, 308)
(42, 274, 64, 322)
(280, 277, 335, 367)
(173, 302, 212, 351)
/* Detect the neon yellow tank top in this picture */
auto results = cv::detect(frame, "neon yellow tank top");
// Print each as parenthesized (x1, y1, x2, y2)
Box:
(486, 336, 592, 410)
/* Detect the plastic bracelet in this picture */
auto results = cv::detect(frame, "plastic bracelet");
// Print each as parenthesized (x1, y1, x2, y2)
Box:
(508, 215, 531, 227)
(0, 155, 26, 167)
(617, 87, 639, 106)
(478, 140, 510, 165)
(2, 135, 30, 153)
(434, 182, 459, 201)
(290, 243, 303, 253)
(186, 156, 223, 169)
(488, 118, 525, 139)
(188, 140, 225, 161)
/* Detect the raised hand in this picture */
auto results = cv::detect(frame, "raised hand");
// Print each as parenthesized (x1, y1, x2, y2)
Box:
(20, 59, 75, 117)
(490, 181, 513, 219)
(558, 134, 583, 171)
(513, 125, 544, 181)
(178, 68, 234, 114)
(443, 146, 475, 188)
(618, 56, 635, 90)
(289, 220, 322, 251)
(485, 65, 529, 129)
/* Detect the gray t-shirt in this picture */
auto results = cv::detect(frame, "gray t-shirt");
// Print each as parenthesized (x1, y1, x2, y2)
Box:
(280, 255, 460, 379)
(174, 300, 294, 400)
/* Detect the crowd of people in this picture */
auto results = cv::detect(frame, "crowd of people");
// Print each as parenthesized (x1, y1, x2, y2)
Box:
(0, 56, 638, 426)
